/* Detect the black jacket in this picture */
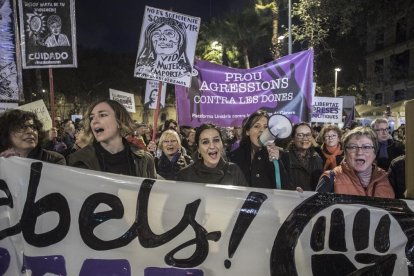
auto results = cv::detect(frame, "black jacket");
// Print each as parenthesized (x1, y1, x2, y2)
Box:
(229, 142, 278, 189)
(28, 146, 66, 165)
(176, 158, 248, 187)
(67, 142, 156, 178)
(279, 145, 323, 191)
(155, 151, 192, 180)
(388, 155, 406, 199)
(376, 139, 405, 170)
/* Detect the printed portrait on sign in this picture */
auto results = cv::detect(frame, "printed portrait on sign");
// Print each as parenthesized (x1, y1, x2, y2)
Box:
(18, 0, 77, 68)
(144, 89, 163, 110)
(136, 17, 192, 78)
(26, 13, 70, 47)
(44, 15, 70, 47)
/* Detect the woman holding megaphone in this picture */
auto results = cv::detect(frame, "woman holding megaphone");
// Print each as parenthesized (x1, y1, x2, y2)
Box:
(229, 110, 288, 189)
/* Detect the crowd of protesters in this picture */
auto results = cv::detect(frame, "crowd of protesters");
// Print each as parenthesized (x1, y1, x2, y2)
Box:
(0, 102, 407, 199)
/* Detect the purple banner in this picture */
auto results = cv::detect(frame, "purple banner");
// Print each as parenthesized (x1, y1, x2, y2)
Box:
(175, 50, 314, 127)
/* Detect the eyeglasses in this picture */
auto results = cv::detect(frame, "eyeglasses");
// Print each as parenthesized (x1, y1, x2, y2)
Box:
(375, 128, 390, 133)
(345, 145, 375, 153)
(163, 140, 178, 144)
(324, 134, 338, 140)
(15, 124, 39, 133)
(295, 133, 312, 139)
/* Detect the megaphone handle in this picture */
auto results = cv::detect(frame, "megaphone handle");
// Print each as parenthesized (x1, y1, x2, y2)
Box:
(273, 159, 281, 189)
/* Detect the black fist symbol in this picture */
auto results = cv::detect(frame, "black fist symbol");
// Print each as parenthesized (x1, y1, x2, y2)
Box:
(311, 208, 396, 275)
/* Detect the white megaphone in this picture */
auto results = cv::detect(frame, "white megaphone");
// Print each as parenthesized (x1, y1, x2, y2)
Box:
(259, 114, 293, 146)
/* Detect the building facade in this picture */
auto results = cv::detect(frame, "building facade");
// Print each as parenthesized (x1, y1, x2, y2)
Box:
(365, 0, 414, 106)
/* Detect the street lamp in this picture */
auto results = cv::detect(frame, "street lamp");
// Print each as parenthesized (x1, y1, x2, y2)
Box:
(334, 68, 341, 97)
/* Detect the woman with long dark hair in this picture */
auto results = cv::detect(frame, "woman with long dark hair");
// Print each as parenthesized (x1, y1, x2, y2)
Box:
(229, 110, 280, 189)
(177, 123, 247, 186)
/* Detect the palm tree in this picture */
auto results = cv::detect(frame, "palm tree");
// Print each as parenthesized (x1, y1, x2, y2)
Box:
(223, 8, 271, 68)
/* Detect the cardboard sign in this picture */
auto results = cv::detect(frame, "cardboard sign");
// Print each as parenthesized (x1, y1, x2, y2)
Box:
(17, 99, 52, 130)
(109, 88, 136, 113)
(311, 96, 343, 123)
(134, 6, 200, 87)
(18, 0, 77, 68)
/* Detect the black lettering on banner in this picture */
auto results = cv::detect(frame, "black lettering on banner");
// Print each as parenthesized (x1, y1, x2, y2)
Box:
(79, 178, 221, 268)
(270, 193, 414, 276)
(79, 192, 137, 250)
(20, 162, 71, 247)
(136, 179, 221, 268)
(0, 179, 21, 239)
(224, 192, 268, 269)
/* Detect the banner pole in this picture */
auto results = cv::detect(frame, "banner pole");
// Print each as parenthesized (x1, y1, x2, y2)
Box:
(48, 68, 56, 127)
(151, 81, 163, 141)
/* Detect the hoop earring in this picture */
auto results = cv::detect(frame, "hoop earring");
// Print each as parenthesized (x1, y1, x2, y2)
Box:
(198, 152, 202, 160)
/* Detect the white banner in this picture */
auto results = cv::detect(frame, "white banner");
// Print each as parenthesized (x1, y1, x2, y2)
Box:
(134, 6, 200, 87)
(17, 99, 52, 130)
(109, 89, 136, 113)
(144, 80, 166, 110)
(311, 96, 343, 123)
(1, 157, 414, 275)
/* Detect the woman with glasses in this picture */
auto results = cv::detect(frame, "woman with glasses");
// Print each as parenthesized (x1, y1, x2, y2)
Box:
(155, 129, 192, 180)
(316, 126, 394, 198)
(177, 123, 247, 186)
(315, 124, 344, 171)
(229, 110, 281, 189)
(67, 99, 156, 178)
(0, 109, 66, 165)
(279, 122, 323, 191)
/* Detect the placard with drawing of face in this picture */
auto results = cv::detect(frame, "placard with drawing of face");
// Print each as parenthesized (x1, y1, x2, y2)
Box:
(134, 6, 200, 88)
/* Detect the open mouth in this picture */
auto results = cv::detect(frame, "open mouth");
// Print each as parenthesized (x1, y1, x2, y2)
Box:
(208, 151, 219, 159)
(159, 42, 172, 48)
(23, 137, 36, 143)
(355, 159, 366, 165)
(95, 128, 104, 133)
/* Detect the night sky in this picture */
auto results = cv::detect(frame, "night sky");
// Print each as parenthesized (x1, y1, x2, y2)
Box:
(75, 0, 239, 53)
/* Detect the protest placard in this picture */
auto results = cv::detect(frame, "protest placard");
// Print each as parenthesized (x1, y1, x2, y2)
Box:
(109, 89, 136, 113)
(17, 99, 52, 130)
(311, 96, 343, 123)
(18, 0, 77, 68)
(134, 6, 200, 87)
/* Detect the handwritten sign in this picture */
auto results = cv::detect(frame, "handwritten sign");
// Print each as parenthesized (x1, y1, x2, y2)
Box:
(17, 99, 52, 130)
(134, 6, 200, 87)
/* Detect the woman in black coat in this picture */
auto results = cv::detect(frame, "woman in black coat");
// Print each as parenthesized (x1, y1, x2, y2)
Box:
(229, 110, 281, 189)
(176, 123, 248, 187)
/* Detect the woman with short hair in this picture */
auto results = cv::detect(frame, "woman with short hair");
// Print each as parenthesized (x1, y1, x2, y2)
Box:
(315, 124, 344, 171)
(316, 126, 394, 198)
(155, 129, 192, 180)
(0, 109, 65, 165)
